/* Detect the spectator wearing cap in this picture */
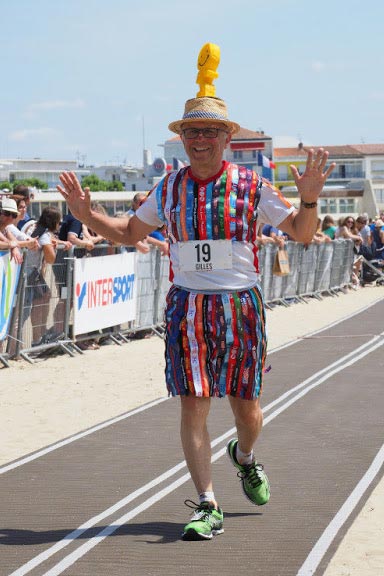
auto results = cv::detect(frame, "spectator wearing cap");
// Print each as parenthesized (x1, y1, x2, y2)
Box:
(4, 197, 39, 252)
(0, 198, 24, 263)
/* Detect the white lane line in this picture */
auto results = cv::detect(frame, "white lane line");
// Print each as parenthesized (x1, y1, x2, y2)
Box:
(0, 397, 168, 475)
(3, 296, 382, 476)
(6, 459, 188, 576)
(9, 335, 384, 576)
(263, 333, 384, 413)
(268, 296, 383, 354)
(296, 443, 384, 576)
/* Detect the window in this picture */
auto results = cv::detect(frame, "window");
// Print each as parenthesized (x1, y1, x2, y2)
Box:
(278, 165, 288, 180)
(233, 150, 243, 160)
(371, 162, 384, 180)
(375, 188, 384, 203)
(319, 199, 337, 214)
(338, 198, 356, 213)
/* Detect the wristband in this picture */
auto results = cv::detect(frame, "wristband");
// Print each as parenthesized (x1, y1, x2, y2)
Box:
(300, 200, 318, 209)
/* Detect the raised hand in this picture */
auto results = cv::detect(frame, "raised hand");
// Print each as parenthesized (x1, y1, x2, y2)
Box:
(290, 148, 336, 203)
(57, 172, 91, 223)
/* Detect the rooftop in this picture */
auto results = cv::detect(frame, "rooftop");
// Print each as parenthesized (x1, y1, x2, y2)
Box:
(274, 143, 384, 159)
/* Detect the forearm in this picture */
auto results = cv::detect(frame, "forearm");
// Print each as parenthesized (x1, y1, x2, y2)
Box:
(58, 172, 156, 244)
(288, 207, 318, 244)
(85, 212, 155, 246)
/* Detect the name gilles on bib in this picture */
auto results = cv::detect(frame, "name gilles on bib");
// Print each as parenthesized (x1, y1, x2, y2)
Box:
(178, 239, 232, 272)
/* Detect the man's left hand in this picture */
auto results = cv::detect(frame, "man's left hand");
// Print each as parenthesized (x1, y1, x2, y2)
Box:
(290, 148, 336, 203)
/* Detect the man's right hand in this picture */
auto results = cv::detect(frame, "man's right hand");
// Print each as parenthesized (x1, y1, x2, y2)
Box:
(57, 172, 91, 224)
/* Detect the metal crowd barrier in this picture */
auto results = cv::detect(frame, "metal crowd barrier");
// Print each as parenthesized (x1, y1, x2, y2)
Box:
(0, 239, 355, 366)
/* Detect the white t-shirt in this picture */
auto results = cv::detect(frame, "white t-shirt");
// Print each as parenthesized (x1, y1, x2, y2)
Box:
(23, 221, 52, 271)
(136, 167, 294, 291)
(6, 223, 28, 241)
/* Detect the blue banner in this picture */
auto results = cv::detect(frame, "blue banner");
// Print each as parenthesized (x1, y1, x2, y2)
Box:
(0, 252, 21, 341)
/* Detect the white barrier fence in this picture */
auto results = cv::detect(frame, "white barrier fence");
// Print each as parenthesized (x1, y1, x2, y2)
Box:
(0, 239, 355, 366)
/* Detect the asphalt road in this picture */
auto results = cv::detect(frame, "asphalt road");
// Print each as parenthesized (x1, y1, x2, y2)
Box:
(1, 299, 383, 576)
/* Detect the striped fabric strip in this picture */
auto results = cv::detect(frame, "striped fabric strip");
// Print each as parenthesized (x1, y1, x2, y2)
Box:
(164, 285, 267, 399)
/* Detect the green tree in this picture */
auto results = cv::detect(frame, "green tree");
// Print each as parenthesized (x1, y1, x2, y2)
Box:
(81, 174, 124, 192)
(81, 174, 106, 191)
(106, 180, 124, 191)
(11, 178, 48, 190)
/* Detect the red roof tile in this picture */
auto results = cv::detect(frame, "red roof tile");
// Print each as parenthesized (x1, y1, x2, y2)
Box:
(274, 145, 363, 158)
(350, 144, 384, 155)
(232, 127, 271, 140)
(274, 143, 384, 158)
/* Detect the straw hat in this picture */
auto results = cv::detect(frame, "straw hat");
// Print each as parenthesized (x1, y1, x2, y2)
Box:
(168, 96, 240, 135)
(1, 197, 18, 214)
(374, 218, 384, 227)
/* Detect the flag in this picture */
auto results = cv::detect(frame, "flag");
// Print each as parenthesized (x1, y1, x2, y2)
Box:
(173, 157, 187, 170)
(257, 152, 276, 170)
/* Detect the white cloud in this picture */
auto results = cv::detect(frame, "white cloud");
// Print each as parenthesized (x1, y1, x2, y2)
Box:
(9, 127, 58, 142)
(24, 98, 86, 119)
(311, 60, 326, 72)
(30, 98, 86, 111)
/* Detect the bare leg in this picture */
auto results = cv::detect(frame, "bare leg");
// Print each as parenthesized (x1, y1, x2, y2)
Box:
(180, 396, 217, 505)
(228, 396, 263, 460)
(227, 396, 270, 506)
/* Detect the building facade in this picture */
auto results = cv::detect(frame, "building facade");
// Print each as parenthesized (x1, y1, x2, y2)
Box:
(273, 143, 384, 218)
(0, 158, 89, 188)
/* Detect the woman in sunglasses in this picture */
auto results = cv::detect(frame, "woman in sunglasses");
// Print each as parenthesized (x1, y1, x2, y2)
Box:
(0, 198, 24, 263)
(335, 216, 363, 286)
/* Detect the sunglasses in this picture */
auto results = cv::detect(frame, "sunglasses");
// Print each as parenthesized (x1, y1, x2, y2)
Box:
(1, 210, 17, 219)
(182, 127, 229, 139)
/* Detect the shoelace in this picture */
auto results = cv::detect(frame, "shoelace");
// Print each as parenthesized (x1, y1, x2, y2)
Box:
(184, 499, 215, 521)
(237, 462, 265, 488)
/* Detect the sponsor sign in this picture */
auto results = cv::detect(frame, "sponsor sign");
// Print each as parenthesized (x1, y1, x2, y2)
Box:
(73, 252, 137, 336)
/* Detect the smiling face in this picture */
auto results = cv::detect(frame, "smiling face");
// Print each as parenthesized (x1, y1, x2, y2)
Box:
(197, 43, 220, 71)
(180, 122, 231, 179)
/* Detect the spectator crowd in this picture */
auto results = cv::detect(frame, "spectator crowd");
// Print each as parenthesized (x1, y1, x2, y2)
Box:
(1, 185, 384, 354)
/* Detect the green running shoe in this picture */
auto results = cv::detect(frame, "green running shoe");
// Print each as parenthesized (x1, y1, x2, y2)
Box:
(182, 500, 224, 540)
(227, 439, 270, 506)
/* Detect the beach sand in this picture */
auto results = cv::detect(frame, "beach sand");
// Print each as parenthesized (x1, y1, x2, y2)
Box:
(1, 285, 383, 575)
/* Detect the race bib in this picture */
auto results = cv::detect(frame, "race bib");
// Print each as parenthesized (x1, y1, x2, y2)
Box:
(178, 240, 232, 272)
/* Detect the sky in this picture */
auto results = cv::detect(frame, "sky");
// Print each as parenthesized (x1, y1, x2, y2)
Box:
(1, 0, 384, 167)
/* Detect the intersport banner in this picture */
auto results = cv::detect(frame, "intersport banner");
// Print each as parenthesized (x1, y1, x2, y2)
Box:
(0, 251, 21, 341)
(73, 252, 137, 336)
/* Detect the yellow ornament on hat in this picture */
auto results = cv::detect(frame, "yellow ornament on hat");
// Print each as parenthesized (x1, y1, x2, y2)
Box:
(196, 43, 220, 98)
